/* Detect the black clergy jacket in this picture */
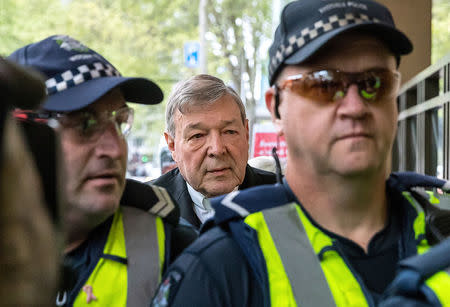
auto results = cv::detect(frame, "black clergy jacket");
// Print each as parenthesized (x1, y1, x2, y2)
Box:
(152, 165, 277, 229)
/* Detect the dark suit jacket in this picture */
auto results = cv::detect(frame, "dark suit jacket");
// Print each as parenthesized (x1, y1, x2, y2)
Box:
(152, 165, 277, 229)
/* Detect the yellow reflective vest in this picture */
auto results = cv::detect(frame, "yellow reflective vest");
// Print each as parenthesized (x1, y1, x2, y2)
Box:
(242, 191, 442, 307)
(425, 269, 450, 306)
(72, 207, 166, 307)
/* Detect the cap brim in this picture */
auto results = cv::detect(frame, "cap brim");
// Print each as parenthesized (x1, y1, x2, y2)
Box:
(42, 76, 163, 112)
(280, 23, 412, 77)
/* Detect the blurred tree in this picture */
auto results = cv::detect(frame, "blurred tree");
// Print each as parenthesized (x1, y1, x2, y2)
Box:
(0, 0, 199, 150)
(205, 0, 272, 132)
(432, 0, 450, 63)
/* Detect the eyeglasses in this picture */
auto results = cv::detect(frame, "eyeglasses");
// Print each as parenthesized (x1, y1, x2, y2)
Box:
(277, 68, 401, 103)
(54, 106, 134, 140)
(14, 106, 134, 141)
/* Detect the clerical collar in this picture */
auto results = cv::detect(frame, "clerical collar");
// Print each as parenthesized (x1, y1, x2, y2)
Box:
(186, 182, 210, 211)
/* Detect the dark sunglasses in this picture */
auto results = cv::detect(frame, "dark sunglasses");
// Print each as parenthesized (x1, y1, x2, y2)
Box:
(276, 68, 401, 103)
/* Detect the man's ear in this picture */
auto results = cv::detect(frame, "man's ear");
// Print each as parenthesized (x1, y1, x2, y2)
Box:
(164, 132, 177, 161)
(244, 119, 249, 142)
(265, 87, 284, 136)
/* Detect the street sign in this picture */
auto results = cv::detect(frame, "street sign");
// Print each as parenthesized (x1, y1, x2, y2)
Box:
(184, 42, 200, 68)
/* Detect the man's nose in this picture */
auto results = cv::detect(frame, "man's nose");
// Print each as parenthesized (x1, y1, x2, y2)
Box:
(94, 121, 125, 158)
(207, 132, 226, 156)
(337, 84, 370, 119)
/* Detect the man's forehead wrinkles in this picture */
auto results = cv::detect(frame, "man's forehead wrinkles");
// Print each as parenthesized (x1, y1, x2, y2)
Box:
(184, 118, 239, 130)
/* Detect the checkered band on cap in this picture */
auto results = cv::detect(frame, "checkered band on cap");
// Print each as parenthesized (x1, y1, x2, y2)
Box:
(269, 12, 381, 77)
(45, 62, 121, 95)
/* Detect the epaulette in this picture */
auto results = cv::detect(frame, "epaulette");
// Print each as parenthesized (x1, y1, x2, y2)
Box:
(211, 183, 292, 225)
(389, 172, 450, 192)
(120, 179, 179, 225)
(389, 172, 450, 209)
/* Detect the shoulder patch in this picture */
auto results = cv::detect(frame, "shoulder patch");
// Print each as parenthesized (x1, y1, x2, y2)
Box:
(151, 270, 183, 307)
(121, 179, 179, 225)
(221, 191, 251, 217)
(211, 183, 292, 225)
(149, 185, 176, 218)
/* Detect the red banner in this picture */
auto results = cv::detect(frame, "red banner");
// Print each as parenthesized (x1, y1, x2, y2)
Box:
(252, 132, 287, 159)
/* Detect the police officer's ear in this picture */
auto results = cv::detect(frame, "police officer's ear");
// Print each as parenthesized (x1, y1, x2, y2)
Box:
(265, 87, 284, 137)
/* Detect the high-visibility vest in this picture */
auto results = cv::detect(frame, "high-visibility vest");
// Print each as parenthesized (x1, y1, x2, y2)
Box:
(73, 206, 166, 307)
(424, 268, 450, 306)
(380, 237, 450, 307)
(242, 191, 434, 307)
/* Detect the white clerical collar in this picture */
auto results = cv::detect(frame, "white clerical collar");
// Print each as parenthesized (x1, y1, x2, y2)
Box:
(186, 183, 240, 224)
(186, 183, 239, 210)
(186, 182, 215, 223)
(186, 182, 209, 210)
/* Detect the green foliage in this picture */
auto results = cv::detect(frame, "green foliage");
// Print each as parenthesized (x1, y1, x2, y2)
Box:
(1, 0, 199, 151)
(432, 0, 450, 63)
(206, 0, 272, 105)
(1, 0, 272, 152)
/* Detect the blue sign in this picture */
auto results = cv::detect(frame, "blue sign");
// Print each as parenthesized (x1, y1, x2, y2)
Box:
(184, 42, 200, 68)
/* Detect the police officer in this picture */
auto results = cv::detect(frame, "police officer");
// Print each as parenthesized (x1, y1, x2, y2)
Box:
(151, 1, 450, 306)
(9, 35, 196, 307)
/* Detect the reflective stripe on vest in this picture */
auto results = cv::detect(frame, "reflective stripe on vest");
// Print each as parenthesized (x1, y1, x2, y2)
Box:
(253, 203, 336, 307)
(74, 207, 165, 307)
(123, 206, 165, 307)
(244, 193, 431, 307)
(244, 210, 296, 307)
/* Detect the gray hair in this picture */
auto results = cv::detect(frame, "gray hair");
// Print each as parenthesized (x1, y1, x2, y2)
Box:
(166, 74, 246, 137)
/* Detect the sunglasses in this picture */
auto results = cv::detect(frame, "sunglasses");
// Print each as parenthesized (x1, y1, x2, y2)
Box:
(14, 106, 134, 141)
(277, 68, 401, 103)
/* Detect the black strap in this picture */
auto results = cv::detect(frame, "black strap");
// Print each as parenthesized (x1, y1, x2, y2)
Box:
(101, 253, 128, 264)
(274, 85, 281, 119)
